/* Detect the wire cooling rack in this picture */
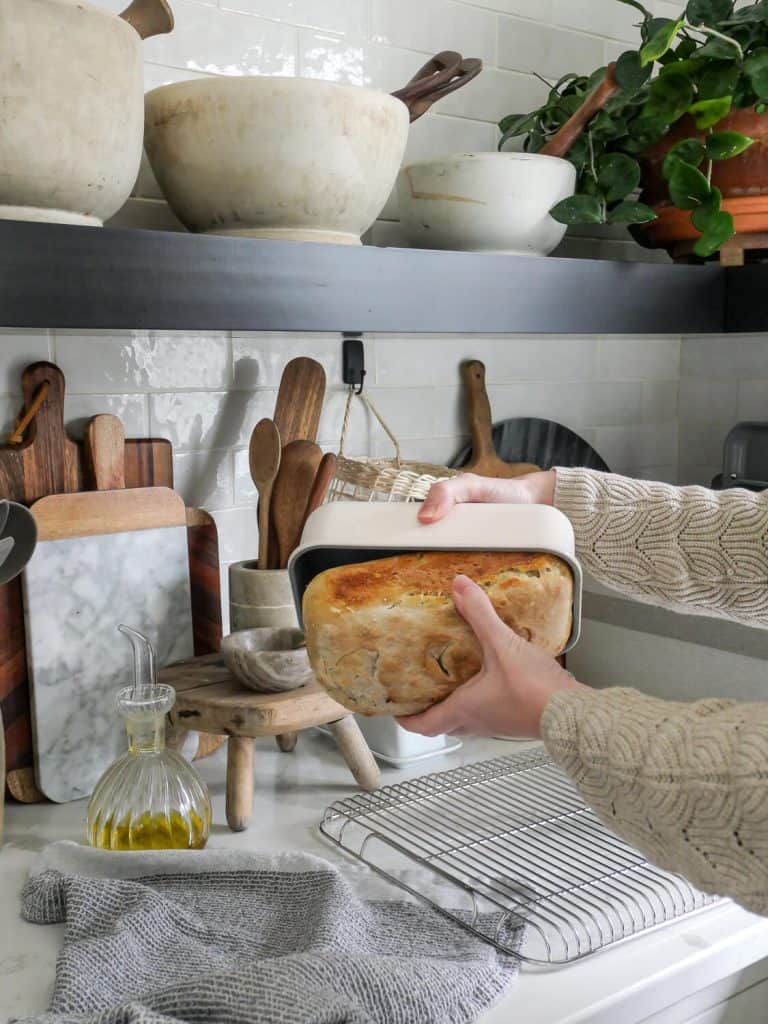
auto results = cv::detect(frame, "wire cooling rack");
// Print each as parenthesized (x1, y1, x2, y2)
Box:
(320, 747, 721, 965)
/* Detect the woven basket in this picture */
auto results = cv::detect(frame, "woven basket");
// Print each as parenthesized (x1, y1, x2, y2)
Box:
(327, 389, 457, 503)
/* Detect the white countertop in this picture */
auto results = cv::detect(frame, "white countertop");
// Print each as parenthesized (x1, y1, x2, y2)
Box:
(3, 733, 768, 1024)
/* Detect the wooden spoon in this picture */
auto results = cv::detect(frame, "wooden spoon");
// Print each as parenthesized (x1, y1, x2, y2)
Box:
(85, 414, 126, 490)
(461, 361, 539, 478)
(249, 419, 282, 571)
(271, 440, 323, 569)
(119, 0, 174, 40)
(540, 63, 619, 160)
(299, 452, 337, 534)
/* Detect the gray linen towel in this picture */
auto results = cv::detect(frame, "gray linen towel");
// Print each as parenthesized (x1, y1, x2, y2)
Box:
(16, 842, 522, 1024)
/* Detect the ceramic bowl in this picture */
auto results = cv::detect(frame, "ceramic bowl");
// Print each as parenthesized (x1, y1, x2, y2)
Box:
(396, 152, 576, 256)
(0, 501, 38, 586)
(221, 627, 314, 693)
(144, 76, 410, 244)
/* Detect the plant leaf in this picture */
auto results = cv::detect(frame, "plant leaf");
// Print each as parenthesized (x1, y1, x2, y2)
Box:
(640, 18, 684, 66)
(669, 161, 713, 208)
(597, 153, 642, 201)
(550, 195, 604, 225)
(662, 138, 707, 179)
(691, 186, 722, 231)
(621, 116, 670, 152)
(706, 130, 755, 159)
(687, 95, 733, 128)
(697, 62, 740, 100)
(607, 200, 658, 223)
(615, 50, 653, 93)
(693, 210, 735, 257)
(686, 0, 733, 26)
(745, 48, 768, 100)
(695, 36, 741, 59)
(643, 73, 695, 121)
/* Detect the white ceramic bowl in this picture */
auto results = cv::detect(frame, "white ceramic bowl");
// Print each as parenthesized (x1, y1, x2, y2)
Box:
(144, 77, 410, 244)
(396, 152, 576, 256)
(221, 627, 314, 693)
(0, 0, 145, 227)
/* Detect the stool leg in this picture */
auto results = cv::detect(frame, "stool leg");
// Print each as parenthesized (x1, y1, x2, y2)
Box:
(276, 732, 297, 752)
(226, 736, 254, 832)
(329, 716, 380, 792)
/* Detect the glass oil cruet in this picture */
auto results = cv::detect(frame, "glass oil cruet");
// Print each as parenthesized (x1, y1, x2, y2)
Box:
(86, 624, 211, 851)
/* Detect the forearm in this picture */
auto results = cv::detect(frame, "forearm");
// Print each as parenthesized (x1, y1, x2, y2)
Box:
(554, 467, 768, 628)
(541, 687, 768, 915)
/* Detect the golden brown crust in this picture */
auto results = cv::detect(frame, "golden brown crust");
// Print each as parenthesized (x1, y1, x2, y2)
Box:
(302, 551, 573, 717)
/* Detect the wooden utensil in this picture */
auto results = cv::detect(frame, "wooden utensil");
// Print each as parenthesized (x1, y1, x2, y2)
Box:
(272, 358, 326, 447)
(299, 452, 336, 534)
(540, 64, 619, 160)
(451, 418, 610, 475)
(272, 440, 323, 569)
(391, 51, 483, 123)
(0, 363, 173, 801)
(460, 361, 540, 478)
(119, 0, 174, 39)
(248, 419, 281, 570)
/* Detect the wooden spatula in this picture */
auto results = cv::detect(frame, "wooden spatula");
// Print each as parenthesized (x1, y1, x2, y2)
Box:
(85, 415, 126, 490)
(273, 358, 326, 447)
(300, 452, 336, 534)
(248, 418, 281, 571)
(461, 361, 539, 478)
(272, 440, 323, 569)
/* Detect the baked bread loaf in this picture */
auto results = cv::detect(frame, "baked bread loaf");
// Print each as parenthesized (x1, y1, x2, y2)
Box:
(302, 551, 573, 716)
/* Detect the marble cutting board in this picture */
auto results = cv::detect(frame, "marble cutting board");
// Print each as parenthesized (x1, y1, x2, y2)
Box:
(23, 524, 194, 803)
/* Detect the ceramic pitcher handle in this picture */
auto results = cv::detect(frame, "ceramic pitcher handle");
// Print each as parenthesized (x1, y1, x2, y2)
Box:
(393, 51, 483, 123)
(119, 0, 174, 40)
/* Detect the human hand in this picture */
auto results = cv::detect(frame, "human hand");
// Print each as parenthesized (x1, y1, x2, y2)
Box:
(397, 574, 586, 739)
(419, 469, 556, 524)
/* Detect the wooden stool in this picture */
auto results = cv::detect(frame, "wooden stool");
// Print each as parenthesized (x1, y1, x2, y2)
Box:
(161, 654, 381, 832)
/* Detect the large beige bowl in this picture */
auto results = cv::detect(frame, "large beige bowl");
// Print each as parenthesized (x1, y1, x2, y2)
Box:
(144, 76, 410, 244)
(221, 627, 314, 693)
(0, 0, 144, 226)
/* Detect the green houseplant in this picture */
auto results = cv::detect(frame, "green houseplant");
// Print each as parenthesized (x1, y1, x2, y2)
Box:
(499, 0, 768, 257)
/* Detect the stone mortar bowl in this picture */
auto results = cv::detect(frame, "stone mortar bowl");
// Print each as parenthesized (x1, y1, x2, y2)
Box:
(221, 627, 314, 693)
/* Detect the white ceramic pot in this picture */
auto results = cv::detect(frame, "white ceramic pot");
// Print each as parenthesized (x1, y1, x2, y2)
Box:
(396, 152, 577, 256)
(143, 77, 411, 244)
(0, 0, 146, 227)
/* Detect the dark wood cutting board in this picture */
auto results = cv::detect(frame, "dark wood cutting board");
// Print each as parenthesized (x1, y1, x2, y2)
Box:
(0, 363, 174, 800)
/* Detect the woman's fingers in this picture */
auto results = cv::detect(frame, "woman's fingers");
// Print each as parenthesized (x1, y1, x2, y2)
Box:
(451, 574, 513, 651)
(419, 473, 498, 522)
(397, 687, 467, 737)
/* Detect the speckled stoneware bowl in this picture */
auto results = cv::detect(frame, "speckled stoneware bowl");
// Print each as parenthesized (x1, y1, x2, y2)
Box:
(221, 627, 313, 693)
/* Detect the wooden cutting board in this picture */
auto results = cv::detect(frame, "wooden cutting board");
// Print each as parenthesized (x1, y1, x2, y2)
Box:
(459, 360, 540, 479)
(0, 363, 173, 800)
(23, 487, 194, 803)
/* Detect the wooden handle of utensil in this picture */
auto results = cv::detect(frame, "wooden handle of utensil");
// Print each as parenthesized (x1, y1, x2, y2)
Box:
(392, 51, 483, 123)
(461, 360, 496, 463)
(85, 414, 126, 491)
(119, 0, 174, 39)
(300, 452, 336, 532)
(540, 64, 619, 159)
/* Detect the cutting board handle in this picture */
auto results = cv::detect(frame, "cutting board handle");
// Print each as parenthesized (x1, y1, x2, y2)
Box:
(18, 362, 80, 497)
(461, 360, 496, 464)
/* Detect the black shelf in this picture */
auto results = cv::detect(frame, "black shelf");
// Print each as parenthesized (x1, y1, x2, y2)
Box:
(0, 219, 730, 334)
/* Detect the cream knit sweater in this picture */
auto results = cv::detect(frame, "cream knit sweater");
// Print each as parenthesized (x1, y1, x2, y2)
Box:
(541, 468, 768, 915)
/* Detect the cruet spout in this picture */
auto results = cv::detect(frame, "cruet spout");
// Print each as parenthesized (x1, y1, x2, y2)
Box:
(119, 623, 157, 695)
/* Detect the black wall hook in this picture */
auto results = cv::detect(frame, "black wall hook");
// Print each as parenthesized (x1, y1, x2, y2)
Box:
(342, 334, 366, 395)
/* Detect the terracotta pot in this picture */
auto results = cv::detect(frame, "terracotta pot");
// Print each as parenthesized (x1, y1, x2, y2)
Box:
(638, 108, 768, 249)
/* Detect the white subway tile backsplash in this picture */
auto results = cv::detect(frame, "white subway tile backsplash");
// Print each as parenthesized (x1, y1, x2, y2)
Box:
(54, 331, 231, 393)
(173, 449, 235, 509)
(143, 0, 298, 76)
(641, 380, 678, 423)
(498, 17, 604, 78)
(150, 389, 276, 451)
(222, 0, 367, 36)
(232, 333, 343, 388)
(737, 379, 768, 421)
(371, 0, 497, 63)
(0, 330, 52, 394)
(598, 337, 680, 381)
(63, 394, 150, 440)
(595, 421, 678, 470)
(553, 0, 640, 41)
(462, 0, 553, 20)
(211, 507, 260, 563)
(300, 30, 366, 82)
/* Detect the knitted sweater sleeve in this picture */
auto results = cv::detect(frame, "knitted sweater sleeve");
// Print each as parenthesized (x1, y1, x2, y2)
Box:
(553, 467, 768, 628)
(542, 469, 768, 913)
(541, 688, 768, 915)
